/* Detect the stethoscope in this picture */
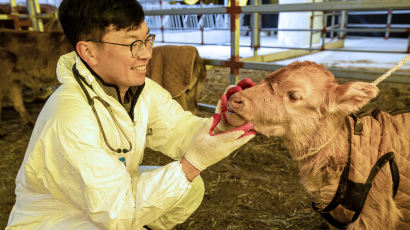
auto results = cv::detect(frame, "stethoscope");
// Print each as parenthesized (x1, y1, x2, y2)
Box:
(72, 64, 132, 158)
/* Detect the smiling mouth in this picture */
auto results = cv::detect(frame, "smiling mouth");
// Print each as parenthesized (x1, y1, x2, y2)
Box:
(131, 65, 146, 71)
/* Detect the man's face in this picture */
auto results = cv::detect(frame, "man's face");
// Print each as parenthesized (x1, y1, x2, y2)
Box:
(93, 21, 151, 90)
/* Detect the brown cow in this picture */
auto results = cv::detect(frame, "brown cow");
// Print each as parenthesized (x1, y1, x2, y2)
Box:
(0, 29, 73, 136)
(225, 61, 409, 229)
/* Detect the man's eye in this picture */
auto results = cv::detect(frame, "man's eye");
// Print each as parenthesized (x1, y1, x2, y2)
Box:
(132, 41, 143, 47)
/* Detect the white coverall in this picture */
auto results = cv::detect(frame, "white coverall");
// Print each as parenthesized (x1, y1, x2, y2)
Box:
(7, 51, 206, 230)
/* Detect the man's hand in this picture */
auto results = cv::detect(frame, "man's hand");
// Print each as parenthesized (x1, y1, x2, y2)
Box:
(183, 114, 256, 172)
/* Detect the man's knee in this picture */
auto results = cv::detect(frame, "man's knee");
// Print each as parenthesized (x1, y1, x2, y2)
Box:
(176, 175, 205, 212)
(147, 176, 204, 230)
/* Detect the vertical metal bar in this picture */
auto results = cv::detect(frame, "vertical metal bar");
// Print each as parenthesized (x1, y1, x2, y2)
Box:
(230, 0, 240, 85)
(407, 30, 410, 54)
(250, 0, 259, 56)
(175, 14, 182, 30)
(200, 14, 204, 45)
(309, 0, 314, 50)
(330, 10, 336, 38)
(321, 10, 328, 50)
(160, 0, 164, 43)
(339, 0, 347, 39)
(200, 0, 204, 45)
(250, 0, 255, 52)
(385, 9, 392, 40)
(34, 0, 43, 31)
(258, 2, 261, 53)
(182, 15, 187, 29)
(26, 0, 42, 31)
(9, 0, 20, 30)
(10, 0, 17, 13)
(258, 7, 261, 52)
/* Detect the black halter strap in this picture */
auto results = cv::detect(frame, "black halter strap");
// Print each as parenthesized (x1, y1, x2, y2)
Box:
(312, 115, 400, 229)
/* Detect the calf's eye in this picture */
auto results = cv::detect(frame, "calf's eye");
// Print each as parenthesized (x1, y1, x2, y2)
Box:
(288, 91, 298, 101)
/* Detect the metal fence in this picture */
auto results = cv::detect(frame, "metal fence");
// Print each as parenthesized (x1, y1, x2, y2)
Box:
(143, 0, 410, 112)
(1, 0, 409, 112)
(144, 1, 410, 81)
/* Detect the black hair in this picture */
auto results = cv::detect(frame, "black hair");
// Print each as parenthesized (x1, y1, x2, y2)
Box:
(58, 0, 145, 48)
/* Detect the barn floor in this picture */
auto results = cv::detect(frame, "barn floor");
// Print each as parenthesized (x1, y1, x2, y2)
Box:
(0, 66, 409, 229)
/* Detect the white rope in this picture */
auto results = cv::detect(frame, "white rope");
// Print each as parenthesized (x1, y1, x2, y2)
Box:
(372, 54, 410, 86)
(293, 135, 335, 161)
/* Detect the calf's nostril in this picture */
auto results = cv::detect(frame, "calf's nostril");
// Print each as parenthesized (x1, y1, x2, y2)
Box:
(229, 94, 244, 108)
(233, 98, 243, 104)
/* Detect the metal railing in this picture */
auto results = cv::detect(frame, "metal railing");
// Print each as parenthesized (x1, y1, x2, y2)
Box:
(1, 0, 409, 112)
(145, 0, 410, 77)
(144, 0, 410, 112)
(0, 0, 58, 30)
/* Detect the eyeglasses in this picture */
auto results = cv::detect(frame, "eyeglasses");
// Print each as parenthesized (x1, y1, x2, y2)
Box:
(88, 34, 156, 58)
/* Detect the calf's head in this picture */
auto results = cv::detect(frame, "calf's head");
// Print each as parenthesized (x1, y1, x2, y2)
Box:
(226, 61, 379, 138)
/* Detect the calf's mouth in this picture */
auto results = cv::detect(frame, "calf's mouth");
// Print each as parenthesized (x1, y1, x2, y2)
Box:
(225, 97, 248, 126)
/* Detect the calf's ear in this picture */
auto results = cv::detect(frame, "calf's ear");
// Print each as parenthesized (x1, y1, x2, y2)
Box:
(329, 81, 379, 114)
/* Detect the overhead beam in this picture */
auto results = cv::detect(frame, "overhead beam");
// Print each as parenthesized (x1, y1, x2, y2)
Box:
(145, 1, 410, 15)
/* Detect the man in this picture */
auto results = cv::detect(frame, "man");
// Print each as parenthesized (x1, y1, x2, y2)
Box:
(6, 0, 255, 229)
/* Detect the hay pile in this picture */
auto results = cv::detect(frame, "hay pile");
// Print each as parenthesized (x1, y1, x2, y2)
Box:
(0, 66, 408, 229)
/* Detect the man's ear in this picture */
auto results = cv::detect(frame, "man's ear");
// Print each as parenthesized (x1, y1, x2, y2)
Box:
(329, 81, 379, 114)
(76, 41, 98, 66)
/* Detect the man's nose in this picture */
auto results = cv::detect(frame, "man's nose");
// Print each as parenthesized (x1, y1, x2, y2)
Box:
(137, 45, 152, 60)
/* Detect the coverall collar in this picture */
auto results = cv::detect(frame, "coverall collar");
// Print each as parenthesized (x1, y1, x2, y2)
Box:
(79, 57, 145, 119)
(57, 52, 145, 120)
(78, 57, 139, 113)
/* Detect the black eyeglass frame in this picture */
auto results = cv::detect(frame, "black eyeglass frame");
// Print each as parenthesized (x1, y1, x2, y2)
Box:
(87, 34, 156, 58)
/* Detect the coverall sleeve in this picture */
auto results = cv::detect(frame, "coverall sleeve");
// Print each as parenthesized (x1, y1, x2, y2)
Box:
(38, 94, 199, 229)
(145, 80, 207, 160)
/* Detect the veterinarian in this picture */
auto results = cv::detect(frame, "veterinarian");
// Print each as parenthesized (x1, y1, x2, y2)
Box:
(6, 0, 255, 229)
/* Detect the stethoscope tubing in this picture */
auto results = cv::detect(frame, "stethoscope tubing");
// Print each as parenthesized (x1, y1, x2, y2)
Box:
(72, 64, 132, 154)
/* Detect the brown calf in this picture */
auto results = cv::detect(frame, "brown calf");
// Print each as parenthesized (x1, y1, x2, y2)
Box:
(226, 61, 409, 229)
(0, 29, 73, 136)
